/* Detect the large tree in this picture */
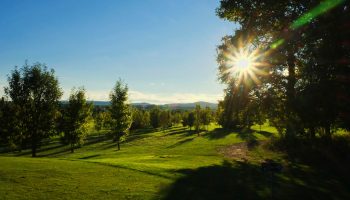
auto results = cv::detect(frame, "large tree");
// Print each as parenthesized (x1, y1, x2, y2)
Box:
(216, 0, 349, 138)
(109, 80, 132, 150)
(5, 63, 62, 157)
(60, 88, 92, 153)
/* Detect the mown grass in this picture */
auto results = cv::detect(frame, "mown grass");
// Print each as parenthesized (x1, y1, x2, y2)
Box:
(1, 124, 350, 199)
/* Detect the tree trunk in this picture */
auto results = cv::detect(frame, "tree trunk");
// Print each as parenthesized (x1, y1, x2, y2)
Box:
(325, 124, 331, 139)
(309, 126, 316, 140)
(31, 143, 37, 157)
(117, 132, 120, 150)
(31, 134, 37, 157)
(71, 143, 74, 153)
(286, 50, 296, 137)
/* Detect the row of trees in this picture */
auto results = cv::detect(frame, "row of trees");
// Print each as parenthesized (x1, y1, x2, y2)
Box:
(0, 63, 132, 156)
(94, 104, 214, 134)
(216, 0, 350, 140)
(0, 63, 218, 156)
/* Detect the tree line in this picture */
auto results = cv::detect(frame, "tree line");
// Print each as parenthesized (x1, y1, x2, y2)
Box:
(0, 63, 217, 156)
(0, 63, 132, 156)
(95, 104, 214, 134)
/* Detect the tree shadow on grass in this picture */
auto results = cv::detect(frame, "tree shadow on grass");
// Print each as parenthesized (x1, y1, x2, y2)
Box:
(166, 138, 195, 149)
(14, 143, 66, 156)
(79, 154, 100, 159)
(159, 160, 350, 200)
(272, 136, 350, 184)
(203, 128, 233, 140)
(130, 128, 155, 136)
(83, 134, 111, 146)
(256, 130, 273, 138)
(100, 141, 117, 150)
(236, 128, 259, 149)
(125, 134, 151, 143)
(37, 148, 72, 157)
(165, 128, 194, 137)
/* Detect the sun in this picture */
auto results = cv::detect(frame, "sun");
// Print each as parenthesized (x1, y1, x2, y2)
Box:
(235, 55, 253, 71)
(224, 44, 266, 86)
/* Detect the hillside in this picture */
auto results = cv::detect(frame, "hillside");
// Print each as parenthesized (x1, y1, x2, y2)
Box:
(1, 124, 350, 199)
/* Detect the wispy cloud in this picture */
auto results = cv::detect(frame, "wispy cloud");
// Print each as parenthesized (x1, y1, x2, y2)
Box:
(62, 89, 223, 104)
(129, 90, 222, 104)
(61, 89, 108, 101)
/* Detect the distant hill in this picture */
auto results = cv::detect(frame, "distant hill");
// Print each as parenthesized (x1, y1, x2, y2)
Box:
(162, 101, 217, 110)
(60, 101, 218, 110)
(90, 101, 110, 106)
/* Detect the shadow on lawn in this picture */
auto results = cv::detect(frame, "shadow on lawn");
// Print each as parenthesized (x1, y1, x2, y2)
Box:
(130, 128, 155, 136)
(14, 143, 66, 156)
(159, 160, 350, 200)
(165, 128, 194, 137)
(203, 128, 233, 140)
(166, 137, 195, 149)
(83, 134, 111, 146)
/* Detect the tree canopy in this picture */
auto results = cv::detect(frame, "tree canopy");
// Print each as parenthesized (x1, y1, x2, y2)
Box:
(5, 63, 62, 157)
(216, 0, 350, 138)
(109, 80, 132, 150)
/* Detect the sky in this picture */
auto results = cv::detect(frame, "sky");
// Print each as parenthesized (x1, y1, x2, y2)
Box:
(0, 0, 237, 104)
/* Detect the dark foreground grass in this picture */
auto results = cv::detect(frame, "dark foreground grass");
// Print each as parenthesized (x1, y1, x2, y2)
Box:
(1, 124, 350, 199)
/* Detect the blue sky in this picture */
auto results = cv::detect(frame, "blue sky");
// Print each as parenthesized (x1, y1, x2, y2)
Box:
(0, 0, 236, 104)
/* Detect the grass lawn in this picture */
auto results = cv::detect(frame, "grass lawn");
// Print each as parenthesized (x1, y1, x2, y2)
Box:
(1, 124, 349, 199)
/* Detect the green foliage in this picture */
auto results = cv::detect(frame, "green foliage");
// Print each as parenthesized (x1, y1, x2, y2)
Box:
(60, 88, 92, 153)
(216, 0, 350, 139)
(130, 108, 150, 130)
(194, 105, 201, 134)
(109, 80, 132, 150)
(171, 112, 182, 125)
(94, 112, 104, 132)
(201, 106, 212, 130)
(150, 107, 161, 129)
(187, 112, 195, 130)
(4, 63, 62, 157)
(0, 98, 22, 150)
(159, 110, 171, 131)
(1, 124, 350, 199)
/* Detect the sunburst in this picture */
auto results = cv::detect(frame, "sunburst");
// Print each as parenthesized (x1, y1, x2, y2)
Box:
(224, 42, 267, 86)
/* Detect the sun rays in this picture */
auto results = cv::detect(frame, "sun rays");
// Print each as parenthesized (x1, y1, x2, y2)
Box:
(223, 41, 267, 86)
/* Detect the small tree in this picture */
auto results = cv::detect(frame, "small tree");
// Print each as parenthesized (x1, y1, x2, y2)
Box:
(172, 112, 182, 125)
(150, 107, 161, 129)
(159, 110, 170, 131)
(181, 112, 189, 127)
(187, 112, 195, 131)
(201, 106, 212, 131)
(194, 105, 202, 135)
(130, 108, 150, 130)
(61, 88, 92, 153)
(94, 112, 104, 133)
(109, 80, 132, 150)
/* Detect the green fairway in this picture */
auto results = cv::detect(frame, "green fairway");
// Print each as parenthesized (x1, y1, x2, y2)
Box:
(1, 124, 350, 199)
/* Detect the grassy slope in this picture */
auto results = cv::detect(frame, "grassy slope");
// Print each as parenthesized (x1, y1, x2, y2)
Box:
(1, 124, 349, 199)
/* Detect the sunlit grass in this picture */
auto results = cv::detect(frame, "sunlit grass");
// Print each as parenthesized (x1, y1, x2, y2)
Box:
(1, 123, 349, 199)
